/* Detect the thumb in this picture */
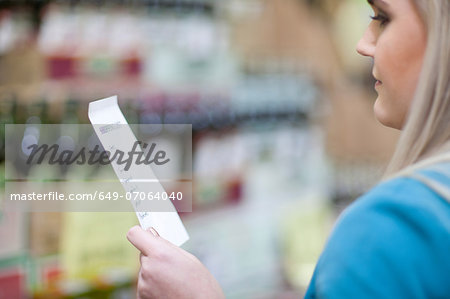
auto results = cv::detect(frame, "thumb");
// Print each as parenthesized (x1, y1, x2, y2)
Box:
(127, 225, 161, 256)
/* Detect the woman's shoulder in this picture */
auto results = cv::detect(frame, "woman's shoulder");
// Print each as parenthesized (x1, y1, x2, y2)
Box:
(305, 172, 450, 298)
(331, 171, 450, 275)
(336, 177, 450, 254)
(341, 173, 450, 233)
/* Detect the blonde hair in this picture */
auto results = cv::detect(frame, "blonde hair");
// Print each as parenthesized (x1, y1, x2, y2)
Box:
(382, 0, 450, 182)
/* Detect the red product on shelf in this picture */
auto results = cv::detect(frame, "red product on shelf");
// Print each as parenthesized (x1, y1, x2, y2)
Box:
(227, 177, 243, 204)
(47, 56, 79, 79)
(121, 56, 142, 77)
(0, 268, 26, 299)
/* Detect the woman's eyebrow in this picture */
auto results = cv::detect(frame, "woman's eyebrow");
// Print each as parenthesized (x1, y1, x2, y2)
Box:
(367, 0, 389, 8)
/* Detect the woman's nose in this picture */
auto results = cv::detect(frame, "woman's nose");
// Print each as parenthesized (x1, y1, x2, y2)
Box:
(356, 27, 376, 57)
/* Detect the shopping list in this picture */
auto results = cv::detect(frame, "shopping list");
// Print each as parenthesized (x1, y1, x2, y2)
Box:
(88, 95, 189, 246)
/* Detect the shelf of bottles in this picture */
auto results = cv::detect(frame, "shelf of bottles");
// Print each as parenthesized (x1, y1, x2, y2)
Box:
(0, 1, 326, 297)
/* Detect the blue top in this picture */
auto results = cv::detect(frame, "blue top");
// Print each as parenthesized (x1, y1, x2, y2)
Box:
(305, 164, 450, 298)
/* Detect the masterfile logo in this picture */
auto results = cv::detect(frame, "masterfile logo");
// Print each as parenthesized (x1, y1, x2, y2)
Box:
(26, 141, 170, 171)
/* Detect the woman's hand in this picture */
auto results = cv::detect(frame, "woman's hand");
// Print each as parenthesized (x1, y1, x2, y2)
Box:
(126, 225, 225, 299)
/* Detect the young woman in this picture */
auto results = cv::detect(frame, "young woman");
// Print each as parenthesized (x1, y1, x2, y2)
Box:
(127, 0, 450, 297)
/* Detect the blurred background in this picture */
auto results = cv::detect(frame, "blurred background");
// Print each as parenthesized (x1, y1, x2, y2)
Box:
(0, 0, 400, 298)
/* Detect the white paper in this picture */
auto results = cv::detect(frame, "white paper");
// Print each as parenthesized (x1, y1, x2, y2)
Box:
(88, 95, 189, 246)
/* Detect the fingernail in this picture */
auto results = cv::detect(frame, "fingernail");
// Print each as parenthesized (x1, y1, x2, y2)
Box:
(148, 227, 160, 237)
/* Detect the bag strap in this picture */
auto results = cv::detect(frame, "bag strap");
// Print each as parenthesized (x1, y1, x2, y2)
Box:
(406, 171, 450, 203)
(382, 153, 450, 202)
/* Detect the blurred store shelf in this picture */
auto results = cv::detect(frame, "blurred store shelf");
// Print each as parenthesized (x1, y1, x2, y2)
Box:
(0, 0, 397, 298)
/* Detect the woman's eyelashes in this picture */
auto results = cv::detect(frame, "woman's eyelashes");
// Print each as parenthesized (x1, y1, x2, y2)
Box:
(370, 12, 390, 27)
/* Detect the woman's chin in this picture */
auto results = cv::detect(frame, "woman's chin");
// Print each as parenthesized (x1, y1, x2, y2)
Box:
(373, 99, 401, 129)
